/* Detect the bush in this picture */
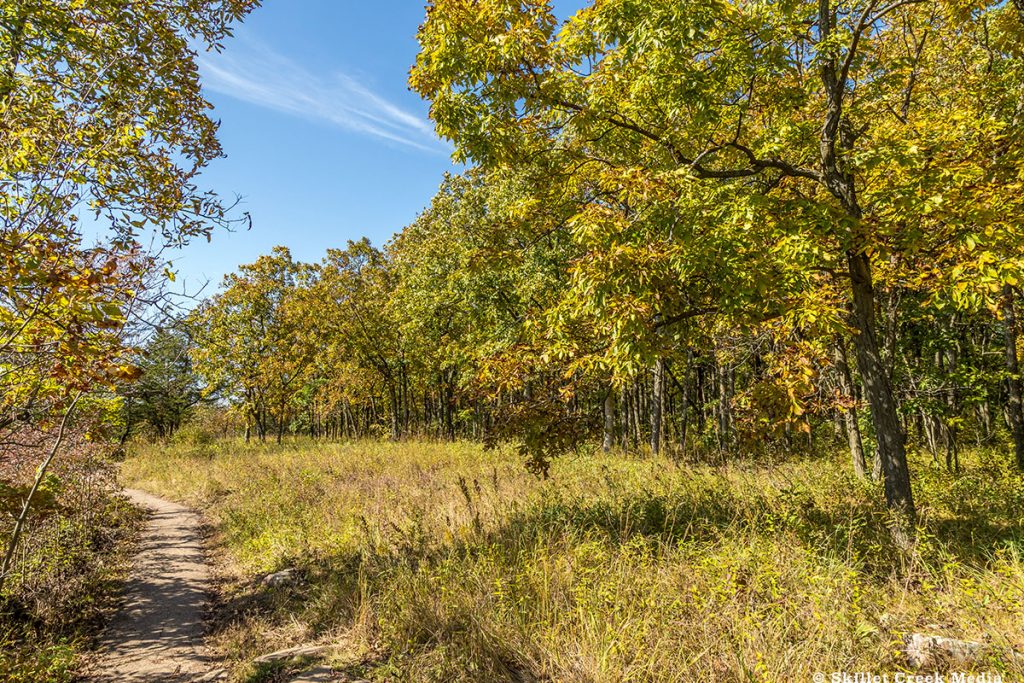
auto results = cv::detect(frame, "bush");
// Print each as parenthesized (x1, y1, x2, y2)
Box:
(170, 424, 217, 447)
(168, 406, 244, 447)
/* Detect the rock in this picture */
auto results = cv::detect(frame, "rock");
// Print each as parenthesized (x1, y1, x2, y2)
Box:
(287, 670, 371, 683)
(260, 567, 299, 588)
(905, 633, 984, 668)
(901, 634, 1024, 671)
(252, 644, 334, 665)
(192, 669, 227, 682)
(286, 666, 349, 682)
(286, 666, 335, 682)
(288, 666, 374, 683)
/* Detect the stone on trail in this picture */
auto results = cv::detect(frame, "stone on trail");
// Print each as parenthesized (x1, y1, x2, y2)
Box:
(905, 633, 983, 668)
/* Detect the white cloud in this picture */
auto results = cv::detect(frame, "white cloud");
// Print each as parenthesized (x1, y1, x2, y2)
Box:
(197, 36, 442, 152)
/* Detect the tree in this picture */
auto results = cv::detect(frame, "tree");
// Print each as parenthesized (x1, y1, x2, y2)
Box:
(1001, 287, 1024, 469)
(411, 0, 1024, 539)
(313, 240, 408, 440)
(1, 0, 259, 591)
(388, 170, 580, 444)
(190, 247, 315, 443)
(121, 327, 204, 440)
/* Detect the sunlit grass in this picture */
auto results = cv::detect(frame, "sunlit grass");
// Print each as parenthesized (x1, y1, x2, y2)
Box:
(123, 439, 1024, 682)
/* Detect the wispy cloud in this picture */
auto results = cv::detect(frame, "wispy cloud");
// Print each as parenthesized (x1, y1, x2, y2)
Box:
(197, 36, 443, 152)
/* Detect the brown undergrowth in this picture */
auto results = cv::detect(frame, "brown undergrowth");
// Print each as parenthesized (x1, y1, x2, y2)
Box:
(0, 445, 143, 683)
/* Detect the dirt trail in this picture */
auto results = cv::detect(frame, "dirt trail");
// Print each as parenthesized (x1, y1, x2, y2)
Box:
(91, 489, 217, 682)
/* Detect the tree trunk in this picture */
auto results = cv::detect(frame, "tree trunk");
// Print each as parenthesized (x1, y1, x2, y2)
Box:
(445, 372, 455, 440)
(679, 362, 691, 457)
(603, 388, 615, 453)
(0, 395, 80, 593)
(618, 386, 629, 448)
(1003, 284, 1024, 470)
(401, 365, 411, 436)
(716, 357, 732, 453)
(976, 402, 992, 446)
(257, 404, 267, 442)
(626, 382, 639, 447)
(632, 380, 643, 447)
(650, 359, 665, 455)
(944, 346, 960, 473)
(834, 338, 867, 478)
(923, 412, 942, 460)
(848, 251, 915, 533)
(387, 383, 400, 441)
(119, 397, 134, 446)
(818, 0, 914, 537)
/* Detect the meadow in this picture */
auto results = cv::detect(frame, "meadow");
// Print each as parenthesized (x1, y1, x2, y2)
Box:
(122, 439, 1024, 682)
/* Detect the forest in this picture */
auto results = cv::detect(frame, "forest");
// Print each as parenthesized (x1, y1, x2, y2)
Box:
(181, 0, 1024, 534)
(3, 0, 1024, 681)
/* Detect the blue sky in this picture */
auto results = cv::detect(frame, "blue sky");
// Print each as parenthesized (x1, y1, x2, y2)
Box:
(172, 0, 586, 294)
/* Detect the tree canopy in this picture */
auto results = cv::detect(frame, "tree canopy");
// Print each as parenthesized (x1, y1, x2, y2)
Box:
(181, 0, 1024, 546)
(0, 0, 259, 589)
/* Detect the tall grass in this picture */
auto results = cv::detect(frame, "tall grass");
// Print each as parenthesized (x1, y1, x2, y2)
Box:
(123, 439, 1024, 682)
(0, 457, 142, 683)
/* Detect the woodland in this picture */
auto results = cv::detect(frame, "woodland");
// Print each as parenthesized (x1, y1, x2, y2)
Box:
(2, 0, 1024, 680)
(184, 0, 1024, 538)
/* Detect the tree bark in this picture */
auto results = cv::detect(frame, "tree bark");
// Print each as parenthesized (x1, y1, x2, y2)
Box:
(444, 372, 455, 440)
(716, 357, 733, 453)
(818, 0, 915, 535)
(387, 383, 400, 440)
(119, 396, 134, 446)
(603, 388, 615, 453)
(848, 251, 916, 533)
(1003, 285, 1024, 470)
(630, 381, 643, 447)
(944, 346, 960, 473)
(650, 359, 665, 455)
(401, 365, 411, 436)
(834, 338, 867, 478)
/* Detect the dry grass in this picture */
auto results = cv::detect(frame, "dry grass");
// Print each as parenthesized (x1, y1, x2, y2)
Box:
(122, 439, 1024, 682)
(0, 456, 143, 683)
